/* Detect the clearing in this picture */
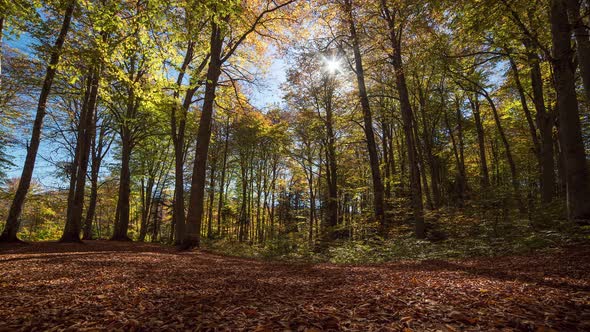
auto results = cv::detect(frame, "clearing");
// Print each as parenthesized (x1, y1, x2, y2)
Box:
(0, 241, 589, 331)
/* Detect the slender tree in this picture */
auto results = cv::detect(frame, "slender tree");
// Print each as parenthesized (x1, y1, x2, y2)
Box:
(0, 0, 76, 242)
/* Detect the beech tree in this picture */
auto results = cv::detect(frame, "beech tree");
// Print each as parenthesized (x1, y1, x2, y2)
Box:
(182, 0, 297, 248)
(1, 0, 589, 246)
(1, 0, 76, 243)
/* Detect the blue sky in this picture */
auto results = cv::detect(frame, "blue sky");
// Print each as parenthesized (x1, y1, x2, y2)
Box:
(3, 31, 68, 188)
(250, 57, 288, 110)
(2, 30, 289, 189)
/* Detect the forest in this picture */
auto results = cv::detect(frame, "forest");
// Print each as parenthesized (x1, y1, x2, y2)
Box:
(1, 0, 590, 330)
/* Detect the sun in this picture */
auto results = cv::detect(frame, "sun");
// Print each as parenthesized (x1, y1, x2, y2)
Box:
(324, 57, 342, 74)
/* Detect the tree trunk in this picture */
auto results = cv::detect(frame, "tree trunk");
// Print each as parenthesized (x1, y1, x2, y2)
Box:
(217, 115, 230, 236)
(83, 117, 109, 240)
(139, 176, 154, 242)
(480, 89, 522, 206)
(325, 94, 339, 240)
(456, 101, 468, 198)
(551, 0, 590, 221)
(567, 0, 590, 102)
(206, 156, 217, 239)
(344, 0, 386, 227)
(381, 119, 392, 200)
(412, 114, 433, 209)
(171, 41, 195, 245)
(468, 95, 490, 188)
(183, 22, 224, 249)
(1, 0, 76, 242)
(419, 93, 441, 208)
(381, 0, 425, 238)
(509, 56, 540, 155)
(0, 16, 3, 88)
(65, 75, 92, 233)
(525, 41, 555, 204)
(111, 136, 133, 241)
(306, 164, 315, 243)
(445, 108, 465, 205)
(61, 65, 100, 242)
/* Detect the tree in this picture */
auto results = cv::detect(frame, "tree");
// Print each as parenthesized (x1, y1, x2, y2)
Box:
(379, 0, 425, 237)
(0, 0, 76, 243)
(341, 0, 386, 230)
(182, 0, 297, 249)
(550, 0, 590, 221)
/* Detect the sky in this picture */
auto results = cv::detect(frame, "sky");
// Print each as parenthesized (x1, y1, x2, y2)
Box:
(3, 31, 66, 188)
(2, 30, 290, 190)
(250, 56, 289, 110)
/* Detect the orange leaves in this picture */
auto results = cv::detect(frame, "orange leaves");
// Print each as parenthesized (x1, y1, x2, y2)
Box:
(0, 241, 589, 331)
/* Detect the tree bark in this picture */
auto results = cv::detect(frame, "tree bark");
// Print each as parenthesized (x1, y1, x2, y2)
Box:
(344, 0, 386, 227)
(324, 87, 339, 240)
(83, 119, 108, 240)
(1, 0, 76, 242)
(138, 175, 154, 242)
(551, 0, 590, 221)
(468, 95, 490, 188)
(566, 0, 590, 102)
(182, 22, 224, 249)
(61, 65, 100, 242)
(206, 154, 217, 239)
(0, 15, 3, 86)
(482, 91, 520, 195)
(111, 133, 133, 241)
(380, 0, 425, 238)
(419, 91, 441, 208)
(171, 41, 195, 245)
(216, 115, 230, 236)
(444, 108, 465, 205)
(525, 40, 556, 203)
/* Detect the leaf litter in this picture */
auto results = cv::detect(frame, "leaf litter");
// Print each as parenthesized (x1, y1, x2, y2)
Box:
(0, 241, 589, 331)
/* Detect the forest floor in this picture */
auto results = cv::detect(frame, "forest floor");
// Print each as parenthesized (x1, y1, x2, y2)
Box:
(0, 241, 589, 331)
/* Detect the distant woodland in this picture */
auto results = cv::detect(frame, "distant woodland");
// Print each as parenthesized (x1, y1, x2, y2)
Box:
(0, 0, 589, 258)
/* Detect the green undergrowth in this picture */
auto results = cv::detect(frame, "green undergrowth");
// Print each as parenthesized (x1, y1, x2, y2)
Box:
(203, 207, 590, 264)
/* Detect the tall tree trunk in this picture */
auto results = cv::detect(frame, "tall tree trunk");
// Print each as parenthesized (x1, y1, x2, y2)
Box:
(172, 133, 186, 245)
(325, 96, 339, 240)
(456, 101, 468, 198)
(444, 108, 465, 205)
(83, 121, 107, 240)
(386, 121, 397, 193)
(381, 0, 425, 238)
(567, 0, 590, 102)
(525, 41, 556, 203)
(183, 22, 224, 249)
(508, 56, 554, 204)
(412, 114, 433, 209)
(65, 75, 92, 231)
(216, 115, 230, 236)
(139, 176, 154, 242)
(468, 95, 490, 188)
(551, 0, 590, 221)
(305, 163, 315, 243)
(381, 119, 392, 200)
(1, 0, 76, 242)
(206, 156, 217, 239)
(0, 16, 3, 88)
(112, 135, 133, 241)
(171, 41, 196, 245)
(480, 89, 522, 206)
(61, 65, 100, 242)
(344, 0, 386, 227)
(509, 56, 540, 155)
(419, 95, 441, 208)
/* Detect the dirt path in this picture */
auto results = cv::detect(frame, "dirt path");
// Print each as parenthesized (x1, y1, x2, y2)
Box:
(0, 241, 589, 331)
